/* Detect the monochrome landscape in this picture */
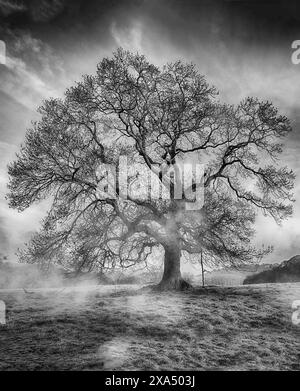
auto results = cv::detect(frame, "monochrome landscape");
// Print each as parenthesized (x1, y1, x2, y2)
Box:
(0, 0, 300, 372)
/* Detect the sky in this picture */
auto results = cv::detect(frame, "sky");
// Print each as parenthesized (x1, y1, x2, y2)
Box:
(0, 0, 300, 262)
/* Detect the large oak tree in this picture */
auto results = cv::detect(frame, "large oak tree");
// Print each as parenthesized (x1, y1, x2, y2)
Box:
(7, 49, 295, 290)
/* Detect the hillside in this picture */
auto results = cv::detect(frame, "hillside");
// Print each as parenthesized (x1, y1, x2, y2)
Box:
(244, 255, 300, 285)
(0, 283, 299, 370)
(190, 263, 277, 286)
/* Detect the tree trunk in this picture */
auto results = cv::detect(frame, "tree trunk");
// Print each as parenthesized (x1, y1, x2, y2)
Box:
(154, 244, 192, 291)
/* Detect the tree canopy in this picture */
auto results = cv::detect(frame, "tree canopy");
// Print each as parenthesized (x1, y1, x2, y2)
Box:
(7, 49, 295, 289)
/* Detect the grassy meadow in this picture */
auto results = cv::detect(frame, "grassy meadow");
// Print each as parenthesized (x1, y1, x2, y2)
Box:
(0, 283, 300, 371)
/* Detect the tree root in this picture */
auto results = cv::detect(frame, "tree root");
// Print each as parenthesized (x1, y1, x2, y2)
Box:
(151, 278, 193, 291)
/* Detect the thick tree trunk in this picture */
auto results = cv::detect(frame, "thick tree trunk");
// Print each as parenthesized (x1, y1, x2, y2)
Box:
(154, 244, 192, 291)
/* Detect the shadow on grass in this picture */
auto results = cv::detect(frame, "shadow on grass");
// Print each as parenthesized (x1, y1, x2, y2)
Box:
(0, 284, 299, 370)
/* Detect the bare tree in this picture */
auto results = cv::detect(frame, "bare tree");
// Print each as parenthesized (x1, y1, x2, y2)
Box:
(7, 49, 295, 290)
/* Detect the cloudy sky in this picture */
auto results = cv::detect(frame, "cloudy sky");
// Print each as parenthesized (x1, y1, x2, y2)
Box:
(0, 0, 300, 262)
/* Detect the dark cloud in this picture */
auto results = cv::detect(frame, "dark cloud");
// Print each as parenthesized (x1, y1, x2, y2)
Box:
(27, 0, 66, 22)
(2, 0, 300, 64)
(0, 0, 66, 21)
(0, 0, 26, 16)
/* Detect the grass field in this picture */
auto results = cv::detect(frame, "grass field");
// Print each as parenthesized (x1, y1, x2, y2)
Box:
(0, 283, 300, 371)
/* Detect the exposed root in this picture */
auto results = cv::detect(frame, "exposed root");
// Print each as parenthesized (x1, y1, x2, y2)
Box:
(151, 278, 193, 292)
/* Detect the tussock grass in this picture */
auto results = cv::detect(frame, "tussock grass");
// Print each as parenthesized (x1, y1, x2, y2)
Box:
(0, 283, 299, 370)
